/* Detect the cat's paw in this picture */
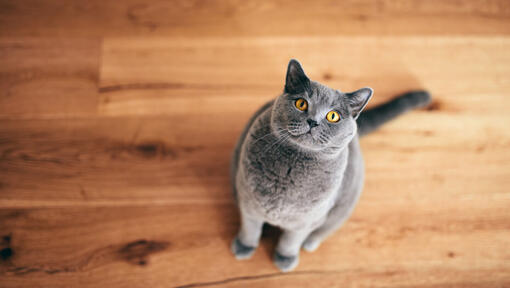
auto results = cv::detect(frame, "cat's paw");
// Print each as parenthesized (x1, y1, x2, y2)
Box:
(302, 237, 321, 252)
(273, 251, 299, 272)
(231, 237, 256, 260)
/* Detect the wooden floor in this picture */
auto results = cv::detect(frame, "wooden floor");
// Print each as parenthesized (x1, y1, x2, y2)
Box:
(1, 1, 510, 287)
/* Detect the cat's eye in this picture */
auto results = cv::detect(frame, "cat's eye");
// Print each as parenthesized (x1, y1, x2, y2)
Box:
(326, 111, 340, 123)
(295, 98, 308, 111)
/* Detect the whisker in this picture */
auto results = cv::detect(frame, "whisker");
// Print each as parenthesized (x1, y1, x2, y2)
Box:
(250, 128, 285, 145)
(263, 137, 284, 154)
(269, 135, 290, 154)
(263, 132, 290, 154)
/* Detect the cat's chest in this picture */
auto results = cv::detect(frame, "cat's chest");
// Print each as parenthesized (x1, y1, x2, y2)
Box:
(239, 139, 347, 223)
(244, 149, 342, 193)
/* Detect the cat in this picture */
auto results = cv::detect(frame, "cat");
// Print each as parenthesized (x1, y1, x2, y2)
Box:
(230, 59, 431, 272)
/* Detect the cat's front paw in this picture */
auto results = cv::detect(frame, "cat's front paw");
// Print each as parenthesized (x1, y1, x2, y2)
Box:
(273, 251, 299, 272)
(231, 237, 256, 260)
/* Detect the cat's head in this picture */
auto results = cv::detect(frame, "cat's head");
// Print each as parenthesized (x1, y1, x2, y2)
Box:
(271, 59, 373, 151)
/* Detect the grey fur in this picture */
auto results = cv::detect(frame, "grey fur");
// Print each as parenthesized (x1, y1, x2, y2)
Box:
(230, 59, 430, 272)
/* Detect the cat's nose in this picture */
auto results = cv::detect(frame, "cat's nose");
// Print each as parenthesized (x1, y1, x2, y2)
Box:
(307, 119, 319, 128)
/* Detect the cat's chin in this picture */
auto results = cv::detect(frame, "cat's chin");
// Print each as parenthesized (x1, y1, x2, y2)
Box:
(289, 133, 328, 151)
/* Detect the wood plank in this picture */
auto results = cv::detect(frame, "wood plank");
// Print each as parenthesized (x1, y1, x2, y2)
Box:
(0, 199, 509, 287)
(0, 116, 234, 206)
(1, 108, 509, 207)
(1, 0, 509, 37)
(98, 37, 510, 116)
(0, 38, 100, 118)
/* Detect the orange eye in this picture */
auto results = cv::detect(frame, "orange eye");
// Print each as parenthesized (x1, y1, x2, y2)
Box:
(295, 98, 308, 111)
(326, 111, 340, 123)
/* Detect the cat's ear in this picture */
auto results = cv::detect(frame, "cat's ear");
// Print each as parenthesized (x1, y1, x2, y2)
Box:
(346, 87, 373, 119)
(284, 59, 311, 94)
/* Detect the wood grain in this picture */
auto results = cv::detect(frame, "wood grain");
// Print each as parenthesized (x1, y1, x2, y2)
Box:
(0, 116, 235, 206)
(1, 0, 510, 37)
(98, 37, 510, 116)
(1, 199, 509, 287)
(1, 111, 509, 206)
(0, 38, 100, 118)
(1, 0, 510, 287)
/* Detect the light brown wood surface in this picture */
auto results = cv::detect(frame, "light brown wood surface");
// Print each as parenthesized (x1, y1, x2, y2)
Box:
(1, 1, 510, 287)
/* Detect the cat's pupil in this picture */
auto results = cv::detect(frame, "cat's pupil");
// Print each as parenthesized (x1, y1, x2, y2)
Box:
(299, 102, 304, 107)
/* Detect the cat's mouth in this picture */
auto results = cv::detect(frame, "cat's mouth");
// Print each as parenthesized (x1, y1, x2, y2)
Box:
(285, 125, 325, 148)
(288, 128, 320, 142)
(288, 129, 311, 138)
(286, 124, 312, 136)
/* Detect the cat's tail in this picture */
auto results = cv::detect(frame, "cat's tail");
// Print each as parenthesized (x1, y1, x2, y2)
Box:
(357, 90, 431, 137)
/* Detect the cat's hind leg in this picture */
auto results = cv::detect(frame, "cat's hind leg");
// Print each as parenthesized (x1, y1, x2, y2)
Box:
(231, 212, 264, 260)
(302, 187, 362, 252)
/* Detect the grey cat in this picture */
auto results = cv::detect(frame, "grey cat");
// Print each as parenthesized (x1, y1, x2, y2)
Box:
(230, 59, 430, 272)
